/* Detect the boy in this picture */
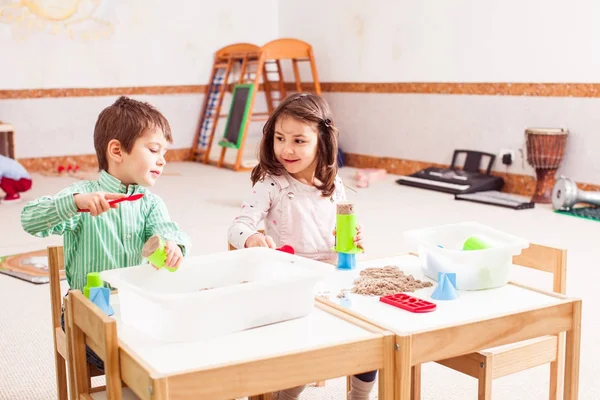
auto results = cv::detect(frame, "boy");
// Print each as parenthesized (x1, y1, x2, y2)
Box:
(0, 154, 32, 202)
(21, 96, 189, 291)
(21, 96, 189, 371)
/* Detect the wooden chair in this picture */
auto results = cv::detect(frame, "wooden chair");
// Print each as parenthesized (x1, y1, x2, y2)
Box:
(0, 122, 15, 158)
(411, 243, 567, 400)
(65, 290, 138, 399)
(48, 246, 103, 399)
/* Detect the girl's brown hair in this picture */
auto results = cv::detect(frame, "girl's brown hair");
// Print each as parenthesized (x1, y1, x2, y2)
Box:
(251, 93, 339, 197)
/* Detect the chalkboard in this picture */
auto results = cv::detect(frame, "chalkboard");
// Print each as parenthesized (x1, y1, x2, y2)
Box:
(219, 84, 254, 149)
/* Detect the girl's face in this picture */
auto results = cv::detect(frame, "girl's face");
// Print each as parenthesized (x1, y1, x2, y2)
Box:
(273, 115, 319, 183)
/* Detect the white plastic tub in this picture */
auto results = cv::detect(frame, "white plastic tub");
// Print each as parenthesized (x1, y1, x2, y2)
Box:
(404, 221, 529, 290)
(100, 247, 330, 343)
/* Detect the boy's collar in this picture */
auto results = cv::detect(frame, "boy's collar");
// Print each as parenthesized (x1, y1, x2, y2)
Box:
(98, 170, 140, 194)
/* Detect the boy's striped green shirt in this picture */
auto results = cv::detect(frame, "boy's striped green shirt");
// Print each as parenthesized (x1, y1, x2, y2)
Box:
(21, 170, 189, 290)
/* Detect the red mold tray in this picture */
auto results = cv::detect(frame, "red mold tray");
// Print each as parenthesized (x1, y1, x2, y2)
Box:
(379, 293, 436, 313)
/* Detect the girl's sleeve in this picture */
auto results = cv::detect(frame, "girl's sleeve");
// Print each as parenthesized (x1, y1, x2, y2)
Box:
(228, 176, 278, 249)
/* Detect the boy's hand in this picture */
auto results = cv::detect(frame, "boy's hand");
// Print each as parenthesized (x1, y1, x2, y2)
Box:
(333, 224, 365, 251)
(74, 192, 127, 217)
(245, 233, 276, 249)
(164, 241, 183, 269)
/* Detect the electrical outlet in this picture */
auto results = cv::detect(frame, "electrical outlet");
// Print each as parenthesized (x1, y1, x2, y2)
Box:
(500, 148, 515, 166)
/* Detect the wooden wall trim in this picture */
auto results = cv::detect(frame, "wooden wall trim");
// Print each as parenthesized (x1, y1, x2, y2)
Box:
(18, 150, 600, 196)
(18, 148, 190, 173)
(3, 82, 600, 99)
(343, 152, 600, 196)
(0, 86, 207, 100)
(319, 82, 600, 97)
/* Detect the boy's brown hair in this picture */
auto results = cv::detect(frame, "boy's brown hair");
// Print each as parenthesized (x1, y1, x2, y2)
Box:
(251, 93, 339, 197)
(94, 96, 172, 171)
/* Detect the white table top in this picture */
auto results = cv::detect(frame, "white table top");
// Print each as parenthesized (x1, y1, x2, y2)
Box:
(111, 297, 380, 376)
(316, 255, 565, 335)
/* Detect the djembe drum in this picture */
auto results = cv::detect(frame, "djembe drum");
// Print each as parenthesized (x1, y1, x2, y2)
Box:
(525, 128, 569, 203)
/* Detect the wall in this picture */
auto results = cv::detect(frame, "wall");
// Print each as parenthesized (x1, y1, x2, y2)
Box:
(4, 0, 600, 185)
(0, 0, 278, 158)
(279, 0, 600, 185)
(279, 0, 600, 82)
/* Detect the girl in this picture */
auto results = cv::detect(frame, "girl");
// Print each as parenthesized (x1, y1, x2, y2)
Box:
(228, 93, 374, 400)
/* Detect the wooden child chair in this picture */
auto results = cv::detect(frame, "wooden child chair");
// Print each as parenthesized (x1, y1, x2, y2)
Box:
(48, 246, 104, 399)
(411, 243, 567, 400)
(0, 122, 15, 158)
(65, 290, 138, 399)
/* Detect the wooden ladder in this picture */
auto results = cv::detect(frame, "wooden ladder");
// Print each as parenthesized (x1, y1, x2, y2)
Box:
(189, 44, 265, 169)
(190, 39, 322, 172)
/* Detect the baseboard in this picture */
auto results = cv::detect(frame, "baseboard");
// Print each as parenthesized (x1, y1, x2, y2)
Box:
(5, 82, 600, 99)
(19, 149, 600, 197)
(18, 148, 191, 173)
(343, 152, 600, 197)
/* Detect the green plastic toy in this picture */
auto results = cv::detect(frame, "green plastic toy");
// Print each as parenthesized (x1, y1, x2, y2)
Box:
(463, 236, 490, 251)
(333, 202, 363, 255)
(142, 235, 177, 272)
(83, 272, 103, 298)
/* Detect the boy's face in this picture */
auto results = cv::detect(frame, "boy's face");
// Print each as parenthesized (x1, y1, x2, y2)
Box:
(120, 128, 169, 187)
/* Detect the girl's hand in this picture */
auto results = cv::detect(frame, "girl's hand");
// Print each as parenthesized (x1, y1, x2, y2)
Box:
(245, 233, 276, 249)
(332, 224, 365, 251)
(355, 224, 364, 250)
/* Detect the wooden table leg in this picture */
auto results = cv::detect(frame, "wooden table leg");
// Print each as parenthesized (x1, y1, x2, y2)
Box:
(378, 334, 395, 400)
(549, 332, 565, 400)
(411, 364, 421, 400)
(564, 300, 582, 400)
(396, 335, 412, 399)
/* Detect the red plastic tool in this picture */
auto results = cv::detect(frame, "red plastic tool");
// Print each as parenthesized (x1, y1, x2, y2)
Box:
(78, 194, 145, 212)
(379, 293, 437, 313)
(276, 245, 295, 254)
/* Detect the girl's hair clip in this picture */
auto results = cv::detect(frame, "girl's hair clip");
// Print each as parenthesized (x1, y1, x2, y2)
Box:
(322, 118, 332, 128)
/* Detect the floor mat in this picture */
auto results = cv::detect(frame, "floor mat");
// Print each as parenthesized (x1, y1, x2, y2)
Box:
(555, 206, 600, 222)
(0, 249, 65, 284)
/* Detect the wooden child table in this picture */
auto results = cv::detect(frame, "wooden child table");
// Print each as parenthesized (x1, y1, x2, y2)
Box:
(84, 294, 396, 399)
(315, 255, 582, 399)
